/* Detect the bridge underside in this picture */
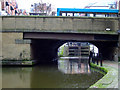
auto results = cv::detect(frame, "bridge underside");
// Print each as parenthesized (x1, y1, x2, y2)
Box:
(24, 32, 119, 63)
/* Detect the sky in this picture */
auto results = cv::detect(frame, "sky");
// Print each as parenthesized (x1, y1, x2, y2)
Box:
(16, 0, 116, 12)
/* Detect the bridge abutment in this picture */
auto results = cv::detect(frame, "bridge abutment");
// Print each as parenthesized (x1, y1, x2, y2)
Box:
(2, 32, 31, 60)
(94, 41, 118, 61)
(0, 16, 119, 64)
(99, 47, 118, 61)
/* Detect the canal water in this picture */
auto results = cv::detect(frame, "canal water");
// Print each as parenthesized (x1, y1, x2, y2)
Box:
(2, 59, 104, 88)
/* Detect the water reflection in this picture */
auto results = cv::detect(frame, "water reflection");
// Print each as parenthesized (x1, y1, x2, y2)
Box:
(2, 60, 104, 88)
(2, 67, 31, 88)
(58, 59, 91, 74)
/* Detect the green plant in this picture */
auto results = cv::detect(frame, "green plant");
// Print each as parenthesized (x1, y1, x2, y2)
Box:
(58, 45, 64, 57)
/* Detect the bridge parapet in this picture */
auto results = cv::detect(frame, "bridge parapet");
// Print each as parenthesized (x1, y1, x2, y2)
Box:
(0, 16, 119, 34)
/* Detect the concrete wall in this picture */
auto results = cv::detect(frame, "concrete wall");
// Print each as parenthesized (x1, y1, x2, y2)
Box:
(1, 16, 119, 34)
(0, 16, 119, 61)
(2, 32, 30, 60)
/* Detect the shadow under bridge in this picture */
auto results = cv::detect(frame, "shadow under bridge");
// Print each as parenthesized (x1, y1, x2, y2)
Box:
(23, 32, 119, 63)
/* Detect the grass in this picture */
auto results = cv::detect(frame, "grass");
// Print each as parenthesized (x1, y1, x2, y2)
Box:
(88, 62, 118, 89)
(90, 63, 108, 73)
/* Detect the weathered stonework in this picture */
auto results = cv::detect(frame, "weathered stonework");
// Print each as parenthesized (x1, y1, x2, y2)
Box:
(1, 16, 119, 34)
(0, 16, 119, 61)
(2, 18, 16, 30)
(2, 33, 30, 60)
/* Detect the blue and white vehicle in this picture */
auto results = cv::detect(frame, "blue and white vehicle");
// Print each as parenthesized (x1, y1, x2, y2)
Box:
(57, 8, 119, 17)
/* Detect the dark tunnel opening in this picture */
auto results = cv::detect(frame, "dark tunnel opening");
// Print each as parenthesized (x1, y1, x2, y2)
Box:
(93, 41, 118, 61)
(30, 39, 118, 65)
(30, 39, 65, 64)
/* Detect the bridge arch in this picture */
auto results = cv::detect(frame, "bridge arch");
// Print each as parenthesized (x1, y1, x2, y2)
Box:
(24, 32, 118, 63)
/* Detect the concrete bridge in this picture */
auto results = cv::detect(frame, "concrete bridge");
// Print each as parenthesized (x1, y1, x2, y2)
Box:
(0, 16, 120, 63)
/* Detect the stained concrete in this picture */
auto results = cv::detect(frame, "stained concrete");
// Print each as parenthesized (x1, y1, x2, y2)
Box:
(0, 16, 119, 62)
(1, 16, 119, 33)
(2, 33, 30, 60)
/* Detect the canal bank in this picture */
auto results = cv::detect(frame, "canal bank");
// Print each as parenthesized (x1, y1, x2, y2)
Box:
(0, 60, 35, 66)
(1, 59, 119, 88)
(89, 60, 118, 89)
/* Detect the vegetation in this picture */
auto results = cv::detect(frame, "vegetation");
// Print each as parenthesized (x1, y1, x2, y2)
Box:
(90, 63, 108, 74)
(89, 62, 118, 88)
(58, 45, 64, 57)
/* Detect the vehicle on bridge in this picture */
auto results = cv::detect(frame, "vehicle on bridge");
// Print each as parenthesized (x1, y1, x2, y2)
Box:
(57, 8, 119, 17)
